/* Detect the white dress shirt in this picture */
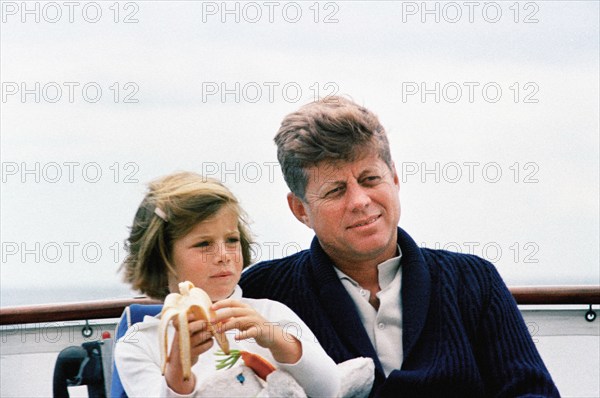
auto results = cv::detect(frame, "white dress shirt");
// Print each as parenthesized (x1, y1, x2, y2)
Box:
(334, 248, 403, 376)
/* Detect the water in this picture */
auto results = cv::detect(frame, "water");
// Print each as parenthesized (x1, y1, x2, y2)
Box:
(1, 285, 138, 307)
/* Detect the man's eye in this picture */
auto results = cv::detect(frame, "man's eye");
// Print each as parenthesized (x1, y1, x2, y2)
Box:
(325, 187, 343, 197)
(363, 176, 381, 185)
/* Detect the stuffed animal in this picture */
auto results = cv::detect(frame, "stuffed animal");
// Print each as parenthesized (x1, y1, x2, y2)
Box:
(196, 357, 375, 397)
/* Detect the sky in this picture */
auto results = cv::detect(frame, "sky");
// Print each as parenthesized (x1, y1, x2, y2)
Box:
(1, 0, 599, 306)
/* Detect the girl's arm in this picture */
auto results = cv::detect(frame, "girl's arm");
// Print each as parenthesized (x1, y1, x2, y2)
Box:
(212, 298, 341, 397)
(163, 316, 214, 394)
(114, 316, 214, 398)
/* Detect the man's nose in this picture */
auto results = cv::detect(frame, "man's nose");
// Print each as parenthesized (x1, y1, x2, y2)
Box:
(346, 182, 371, 211)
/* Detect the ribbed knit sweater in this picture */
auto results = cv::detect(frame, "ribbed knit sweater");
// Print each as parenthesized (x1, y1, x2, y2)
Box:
(239, 228, 559, 397)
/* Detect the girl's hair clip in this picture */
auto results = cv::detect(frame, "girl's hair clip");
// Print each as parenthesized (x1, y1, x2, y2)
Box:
(154, 207, 168, 222)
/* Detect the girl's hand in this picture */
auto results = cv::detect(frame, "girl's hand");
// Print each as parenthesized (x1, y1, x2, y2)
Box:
(164, 313, 214, 394)
(211, 299, 302, 364)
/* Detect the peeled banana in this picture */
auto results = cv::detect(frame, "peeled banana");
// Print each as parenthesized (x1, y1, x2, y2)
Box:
(159, 281, 230, 380)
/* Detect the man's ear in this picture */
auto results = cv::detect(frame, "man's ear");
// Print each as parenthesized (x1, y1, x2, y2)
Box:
(287, 192, 312, 228)
(390, 161, 400, 190)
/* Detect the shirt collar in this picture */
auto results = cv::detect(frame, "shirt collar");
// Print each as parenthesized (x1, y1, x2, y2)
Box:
(377, 247, 402, 288)
(230, 284, 243, 300)
(334, 245, 402, 289)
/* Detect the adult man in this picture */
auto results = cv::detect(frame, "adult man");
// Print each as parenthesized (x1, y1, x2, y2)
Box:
(239, 96, 559, 397)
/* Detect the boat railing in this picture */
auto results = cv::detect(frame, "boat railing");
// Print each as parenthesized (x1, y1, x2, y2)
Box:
(1, 285, 599, 397)
(1, 285, 599, 325)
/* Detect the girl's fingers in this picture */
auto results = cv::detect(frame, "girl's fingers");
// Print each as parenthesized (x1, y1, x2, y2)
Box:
(172, 313, 203, 331)
(189, 325, 213, 345)
(190, 337, 214, 359)
(210, 300, 274, 347)
(188, 319, 210, 334)
(212, 307, 246, 323)
(212, 306, 265, 326)
(167, 332, 213, 374)
(217, 318, 254, 334)
(211, 298, 250, 311)
(234, 325, 261, 341)
(171, 319, 213, 361)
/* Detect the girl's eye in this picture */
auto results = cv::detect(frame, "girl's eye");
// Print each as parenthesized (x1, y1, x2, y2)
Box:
(194, 241, 210, 248)
(226, 237, 240, 244)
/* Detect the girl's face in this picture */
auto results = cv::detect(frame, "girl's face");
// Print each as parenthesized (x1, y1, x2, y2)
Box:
(170, 205, 243, 301)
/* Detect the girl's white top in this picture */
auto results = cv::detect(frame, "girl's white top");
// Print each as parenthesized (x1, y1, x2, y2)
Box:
(114, 285, 340, 397)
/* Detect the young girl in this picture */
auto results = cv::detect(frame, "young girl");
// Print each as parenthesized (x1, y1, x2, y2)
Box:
(114, 171, 340, 397)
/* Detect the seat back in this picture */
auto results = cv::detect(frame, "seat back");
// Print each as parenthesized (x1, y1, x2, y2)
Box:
(53, 335, 114, 398)
(110, 304, 163, 398)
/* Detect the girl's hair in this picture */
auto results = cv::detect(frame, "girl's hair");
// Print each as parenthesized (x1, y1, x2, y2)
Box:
(120, 171, 253, 300)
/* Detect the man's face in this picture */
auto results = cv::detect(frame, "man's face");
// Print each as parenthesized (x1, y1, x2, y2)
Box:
(292, 153, 401, 266)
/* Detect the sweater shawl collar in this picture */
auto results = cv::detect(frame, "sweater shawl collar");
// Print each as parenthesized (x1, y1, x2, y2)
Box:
(307, 227, 431, 367)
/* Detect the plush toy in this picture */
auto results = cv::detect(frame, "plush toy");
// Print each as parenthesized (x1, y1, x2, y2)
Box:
(196, 357, 375, 398)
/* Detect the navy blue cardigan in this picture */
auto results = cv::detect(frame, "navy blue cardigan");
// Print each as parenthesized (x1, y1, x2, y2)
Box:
(239, 228, 559, 397)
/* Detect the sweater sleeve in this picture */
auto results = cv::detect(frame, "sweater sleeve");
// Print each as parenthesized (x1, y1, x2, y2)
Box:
(474, 261, 560, 397)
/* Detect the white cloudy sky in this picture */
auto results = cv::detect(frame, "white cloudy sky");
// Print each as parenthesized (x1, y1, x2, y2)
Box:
(1, 1, 598, 306)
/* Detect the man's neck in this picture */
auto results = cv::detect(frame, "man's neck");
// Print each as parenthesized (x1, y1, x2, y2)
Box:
(337, 261, 380, 289)
(331, 246, 398, 292)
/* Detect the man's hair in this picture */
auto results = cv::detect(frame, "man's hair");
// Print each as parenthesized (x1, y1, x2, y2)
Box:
(120, 171, 253, 300)
(274, 96, 392, 199)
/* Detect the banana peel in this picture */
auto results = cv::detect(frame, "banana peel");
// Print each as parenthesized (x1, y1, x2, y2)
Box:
(159, 281, 230, 380)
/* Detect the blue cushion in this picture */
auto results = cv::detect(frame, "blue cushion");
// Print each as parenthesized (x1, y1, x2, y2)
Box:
(110, 304, 163, 398)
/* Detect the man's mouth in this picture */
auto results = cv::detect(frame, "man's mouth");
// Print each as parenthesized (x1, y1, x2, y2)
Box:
(348, 215, 380, 229)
